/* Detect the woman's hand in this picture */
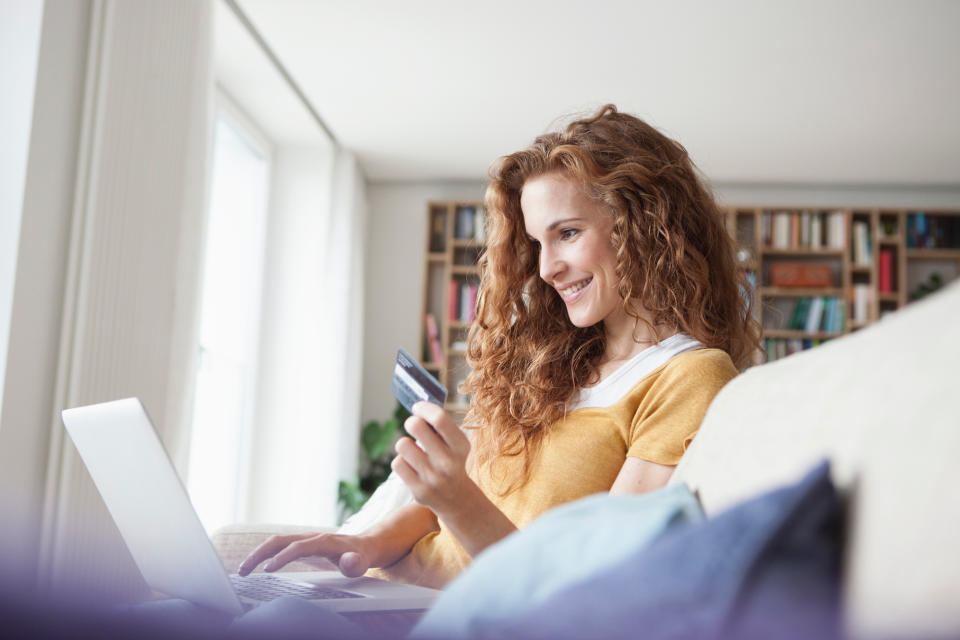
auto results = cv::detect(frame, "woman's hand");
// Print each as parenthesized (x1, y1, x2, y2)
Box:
(237, 532, 371, 578)
(392, 401, 474, 517)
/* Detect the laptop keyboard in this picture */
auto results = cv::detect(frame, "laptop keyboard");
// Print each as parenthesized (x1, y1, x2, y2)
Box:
(230, 573, 364, 601)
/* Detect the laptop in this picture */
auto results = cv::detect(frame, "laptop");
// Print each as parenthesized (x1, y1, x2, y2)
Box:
(61, 397, 440, 616)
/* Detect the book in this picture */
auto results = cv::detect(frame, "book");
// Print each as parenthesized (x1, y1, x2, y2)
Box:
(810, 213, 823, 250)
(448, 280, 460, 320)
(455, 206, 475, 239)
(790, 297, 811, 330)
(770, 262, 832, 287)
(827, 211, 846, 249)
(459, 283, 472, 322)
(853, 284, 869, 323)
(879, 249, 893, 293)
(467, 284, 478, 322)
(805, 297, 825, 333)
(852, 221, 871, 266)
(773, 211, 791, 249)
(424, 313, 443, 363)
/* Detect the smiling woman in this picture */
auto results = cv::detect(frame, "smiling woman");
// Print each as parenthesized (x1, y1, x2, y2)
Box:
(239, 104, 761, 591)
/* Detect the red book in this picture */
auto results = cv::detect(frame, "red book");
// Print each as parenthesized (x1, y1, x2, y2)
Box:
(467, 284, 478, 323)
(448, 281, 459, 321)
(424, 314, 443, 363)
(879, 249, 893, 293)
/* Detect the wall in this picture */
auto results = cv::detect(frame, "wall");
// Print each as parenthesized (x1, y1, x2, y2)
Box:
(359, 180, 960, 423)
(0, 0, 44, 424)
(361, 180, 486, 425)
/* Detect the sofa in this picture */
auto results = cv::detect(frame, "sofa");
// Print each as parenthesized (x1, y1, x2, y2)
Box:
(214, 279, 960, 639)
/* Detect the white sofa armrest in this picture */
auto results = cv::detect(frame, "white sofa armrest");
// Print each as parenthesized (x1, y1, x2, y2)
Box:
(210, 523, 337, 574)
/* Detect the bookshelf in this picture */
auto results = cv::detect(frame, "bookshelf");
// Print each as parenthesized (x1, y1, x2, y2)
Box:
(420, 201, 485, 415)
(421, 204, 960, 390)
(728, 208, 960, 362)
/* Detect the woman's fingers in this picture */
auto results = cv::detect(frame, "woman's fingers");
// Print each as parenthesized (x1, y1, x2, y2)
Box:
(263, 534, 357, 574)
(403, 415, 446, 457)
(394, 436, 429, 475)
(412, 402, 469, 455)
(237, 533, 314, 576)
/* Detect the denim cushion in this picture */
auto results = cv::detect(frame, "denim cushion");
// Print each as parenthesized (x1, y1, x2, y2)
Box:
(412, 483, 704, 639)
(500, 459, 842, 640)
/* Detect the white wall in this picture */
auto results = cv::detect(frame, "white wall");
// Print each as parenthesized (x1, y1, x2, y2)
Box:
(0, 0, 44, 424)
(361, 180, 486, 425)
(713, 182, 960, 209)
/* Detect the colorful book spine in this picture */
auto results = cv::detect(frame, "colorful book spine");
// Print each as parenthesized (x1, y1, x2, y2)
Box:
(448, 280, 460, 320)
(467, 284, 478, 322)
(879, 249, 893, 293)
(424, 314, 443, 363)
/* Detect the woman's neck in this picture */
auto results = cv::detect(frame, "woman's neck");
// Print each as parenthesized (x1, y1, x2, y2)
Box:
(600, 306, 673, 367)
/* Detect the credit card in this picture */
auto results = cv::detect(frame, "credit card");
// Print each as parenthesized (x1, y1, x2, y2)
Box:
(391, 347, 447, 414)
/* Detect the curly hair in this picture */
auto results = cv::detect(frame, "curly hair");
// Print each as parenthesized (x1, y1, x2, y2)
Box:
(462, 104, 761, 494)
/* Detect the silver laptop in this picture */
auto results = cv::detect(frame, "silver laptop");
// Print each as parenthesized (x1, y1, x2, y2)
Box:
(61, 397, 440, 615)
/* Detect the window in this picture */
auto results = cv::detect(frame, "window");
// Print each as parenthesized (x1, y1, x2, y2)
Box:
(186, 104, 270, 534)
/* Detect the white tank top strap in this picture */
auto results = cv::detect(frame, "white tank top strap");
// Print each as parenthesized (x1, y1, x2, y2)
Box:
(567, 333, 705, 411)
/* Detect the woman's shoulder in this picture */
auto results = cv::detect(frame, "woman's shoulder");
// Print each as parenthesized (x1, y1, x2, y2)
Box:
(656, 347, 739, 385)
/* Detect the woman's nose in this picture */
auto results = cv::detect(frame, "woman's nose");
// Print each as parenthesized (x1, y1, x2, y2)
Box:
(539, 246, 562, 283)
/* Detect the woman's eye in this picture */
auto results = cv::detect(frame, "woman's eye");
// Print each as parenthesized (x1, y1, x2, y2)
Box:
(560, 228, 579, 240)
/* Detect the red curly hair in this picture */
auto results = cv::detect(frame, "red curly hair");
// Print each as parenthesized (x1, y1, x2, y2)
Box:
(463, 104, 760, 493)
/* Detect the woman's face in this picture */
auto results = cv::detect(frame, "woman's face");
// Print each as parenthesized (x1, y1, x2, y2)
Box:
(520, 172, 625, 329)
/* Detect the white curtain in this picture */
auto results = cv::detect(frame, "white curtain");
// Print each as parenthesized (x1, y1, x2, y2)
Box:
(244, 147, 367, 527)
(16, 0, 215, 603)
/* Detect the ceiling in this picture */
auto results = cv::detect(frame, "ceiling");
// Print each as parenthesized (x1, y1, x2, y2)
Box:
(219, 0, 960, 185)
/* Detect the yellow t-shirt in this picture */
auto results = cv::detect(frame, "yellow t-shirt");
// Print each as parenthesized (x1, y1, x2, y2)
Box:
(371, 347, 738, 589)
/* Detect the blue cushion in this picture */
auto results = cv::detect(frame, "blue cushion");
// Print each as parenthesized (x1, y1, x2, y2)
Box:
(499, 460, 842, 640)
(412, 483, 704, 639)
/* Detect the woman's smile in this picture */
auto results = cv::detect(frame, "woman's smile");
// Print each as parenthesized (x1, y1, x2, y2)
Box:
(557, 277, 592, 303)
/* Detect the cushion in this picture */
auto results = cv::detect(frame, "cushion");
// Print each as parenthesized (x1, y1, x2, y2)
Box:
(495, 460, 842, 640)
(411, 483, 703, 639)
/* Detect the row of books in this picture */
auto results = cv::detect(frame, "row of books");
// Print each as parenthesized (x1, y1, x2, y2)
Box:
(763, 210, 846, 250)
(449, 280, 478, 323)
(785, 296, 846, 334)
(423, 312, 471, 364)
(906, 212, 960, 250)
(454, 205, 487, 242)
(764, 337, 826, 362)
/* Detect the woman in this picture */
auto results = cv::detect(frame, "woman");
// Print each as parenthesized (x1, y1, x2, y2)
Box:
(239, 104, 761, 589)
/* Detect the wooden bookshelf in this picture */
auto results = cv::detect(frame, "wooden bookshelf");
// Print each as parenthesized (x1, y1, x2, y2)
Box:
(728, 207, 960, 362)
(420, 201, 485, 415)
(421, 204, 960, 386)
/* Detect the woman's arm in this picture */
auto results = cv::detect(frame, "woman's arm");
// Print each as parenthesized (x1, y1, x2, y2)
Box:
(237, 502, 438, 577)
(393, 402, 517, 557)
(608, 457, 675, 495)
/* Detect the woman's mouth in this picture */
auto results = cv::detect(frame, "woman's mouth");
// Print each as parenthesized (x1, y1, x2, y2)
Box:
(558, 277, 592, 302)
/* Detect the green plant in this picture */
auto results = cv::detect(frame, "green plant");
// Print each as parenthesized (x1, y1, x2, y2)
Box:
(337, 402, 411, 524)
(909, 272, 944, 301)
